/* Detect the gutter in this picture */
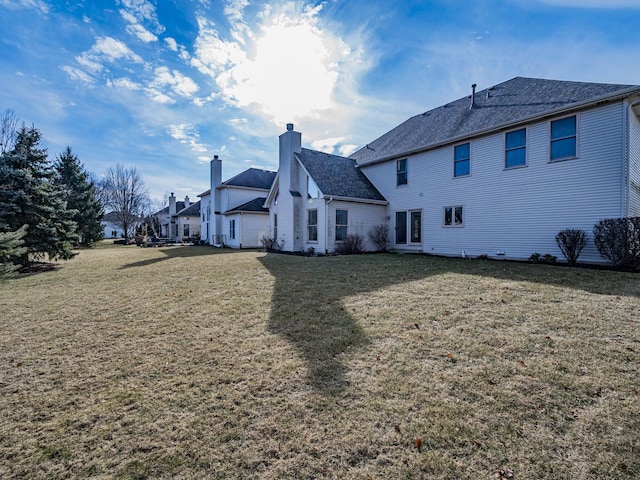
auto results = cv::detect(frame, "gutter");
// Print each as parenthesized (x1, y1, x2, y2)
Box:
(358, 86, 640, 168)
(321, 194, 388, 206)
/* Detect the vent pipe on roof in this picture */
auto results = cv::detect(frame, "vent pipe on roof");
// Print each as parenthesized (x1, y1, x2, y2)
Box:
(469, 83, 477, 110)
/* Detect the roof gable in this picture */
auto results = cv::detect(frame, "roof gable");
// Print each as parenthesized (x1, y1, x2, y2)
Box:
(296, 148, 386, 202)
(351, 77, 639, 165)
(222, 168, 276, 190)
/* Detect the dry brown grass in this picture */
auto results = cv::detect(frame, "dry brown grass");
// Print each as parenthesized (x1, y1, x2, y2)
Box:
(0, 243, 638, 479)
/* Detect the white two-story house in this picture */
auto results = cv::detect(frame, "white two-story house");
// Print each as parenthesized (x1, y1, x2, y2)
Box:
(199, 155, 276, 248)
(266, 77, 640, 263)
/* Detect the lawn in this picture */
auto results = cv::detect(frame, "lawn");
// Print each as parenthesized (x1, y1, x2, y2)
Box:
(0, 243, 638, 479)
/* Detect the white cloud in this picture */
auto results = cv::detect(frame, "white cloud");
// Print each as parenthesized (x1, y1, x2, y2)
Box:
(61, 65, 95, 85)
(164, 37, 178, 51)
(107, 77, 142, 90)
(91, 36, 144, 64)
(167, 123, 209, 153)
(192, 3, 357, 125)
(149, 66, 199, 100)
(0, 0, 48, 14)
(118, 0, 164, 42)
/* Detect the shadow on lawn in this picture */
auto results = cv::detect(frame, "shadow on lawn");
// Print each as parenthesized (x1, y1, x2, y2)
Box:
(119, 245, 236, 269)
(258, 253, 436, 395)
(259, 252, 639, 395)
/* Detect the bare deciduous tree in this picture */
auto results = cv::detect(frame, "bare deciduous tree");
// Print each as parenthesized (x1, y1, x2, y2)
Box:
(100, 164, 150, 241)
(0, 109, 19, 154)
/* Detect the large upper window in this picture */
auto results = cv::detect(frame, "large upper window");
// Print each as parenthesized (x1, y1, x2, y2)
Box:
(550, 115, 576, 161)
(308, 209, 318, 242)
(454, 143, 470, 177)
(444, 206, 463, 227)
(396, 158, 408, 186)
(505, 128, 527, 168)
(335, 209, 348, 241)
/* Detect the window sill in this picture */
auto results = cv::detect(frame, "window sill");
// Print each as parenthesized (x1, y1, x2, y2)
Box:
(548, 156, 578, 164)
(453, 174, 471, 179)
(504, 164, 527, 171)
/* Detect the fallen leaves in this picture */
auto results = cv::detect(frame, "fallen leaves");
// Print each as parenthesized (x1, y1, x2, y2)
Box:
(495, 467, 514, 479)
(414, 437, 422, 452)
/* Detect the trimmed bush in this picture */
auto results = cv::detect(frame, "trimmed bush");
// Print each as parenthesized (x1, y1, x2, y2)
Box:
(555, 228, 587, 266)
(593, 217, 640, 270)
(260, 236, 284, 252)
(368, 224, 390, 252)
(336, 234, 364, 255)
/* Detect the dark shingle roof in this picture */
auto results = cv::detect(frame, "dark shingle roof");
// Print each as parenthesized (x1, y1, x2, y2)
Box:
(222, 168, 276, 189)
(153, 201, 186, 216)
(177, 200, 200, 216)
(296, 148, 386, 202)
(351, 77, 639, 165)
(224, 197, 269, 214)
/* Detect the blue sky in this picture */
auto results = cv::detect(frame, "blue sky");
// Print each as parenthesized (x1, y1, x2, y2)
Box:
(1, 0, 639, 204)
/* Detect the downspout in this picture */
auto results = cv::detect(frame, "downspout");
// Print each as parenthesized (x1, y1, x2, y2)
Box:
(325, 196, 334, 254)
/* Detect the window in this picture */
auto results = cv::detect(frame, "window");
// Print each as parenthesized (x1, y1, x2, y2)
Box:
(454, 143, 470, 177)
(411, 211, 421, 243)
(335, 209, 348, 241)
(444, 206, 463, 227)
(396, 212, 407, 244)
(229, 219, 236, 240)
(505, 128, 526, 168)
(550, 115, 576, 161)
(183, 224, 189, 238)
(273, 214, 277, 239)
(111, 230, 117, 238)
(308, 209, 318, 242)
(307, 176, 320, 198)
(396, 158, 408, 186)
(396, 211, 421, 244)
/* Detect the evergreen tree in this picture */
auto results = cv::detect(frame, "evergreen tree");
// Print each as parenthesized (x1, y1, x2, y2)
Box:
(54, 147, 104, 246)
(0, 125, 77, 266)
(0, 226, 27, 278)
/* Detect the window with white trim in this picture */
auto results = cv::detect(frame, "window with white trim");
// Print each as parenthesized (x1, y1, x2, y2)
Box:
(396, 158, 407, 186)
(454, 143, 470, 177)
(335, 209, 348, 241)
(505, 128, 526, 168)
(550, 115, 576, 161)
(308, 209, 318, 242)
(444, 206, 463, 227)
(229, 219, 236, 239)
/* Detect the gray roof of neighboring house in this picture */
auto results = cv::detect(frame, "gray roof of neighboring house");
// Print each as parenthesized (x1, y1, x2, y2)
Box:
(102, 211, 143, 222)
(224, 197, 269, 214)
(153, 201, 187, 216)
(296, 148, 386, 202)
(177, 200, 200, 217)
(222, 168, 277, 189)
(351, 76, 640, 165)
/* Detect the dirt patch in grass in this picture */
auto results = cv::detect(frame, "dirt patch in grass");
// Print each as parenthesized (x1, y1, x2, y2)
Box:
(0, 244, 638, 478)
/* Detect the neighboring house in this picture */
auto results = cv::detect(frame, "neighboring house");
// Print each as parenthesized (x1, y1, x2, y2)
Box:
(199, 155, 276, 248)
(267, 77, 640, 263)
(153, 194, 201, 242)
(101, 211, 144, 239)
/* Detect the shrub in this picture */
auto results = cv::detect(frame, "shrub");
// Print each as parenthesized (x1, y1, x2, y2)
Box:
(555, 228, 587, 266)
(336, 234, 364, 255)
(528, 252, 557, 265)
(260, 236, 284, 252)
(593, 217, 640, 270)
(368, 224, 390, 252)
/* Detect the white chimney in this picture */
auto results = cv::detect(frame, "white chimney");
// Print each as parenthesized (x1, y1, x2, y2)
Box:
(169, 192, 176, 217)
(184, 195, 190, 209)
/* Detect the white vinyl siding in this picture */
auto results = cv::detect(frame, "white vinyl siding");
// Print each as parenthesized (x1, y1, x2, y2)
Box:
(627, 104, 640, 216)
(361, 101, 626, 262)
